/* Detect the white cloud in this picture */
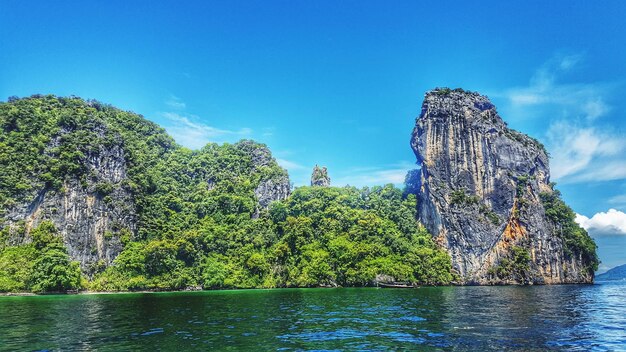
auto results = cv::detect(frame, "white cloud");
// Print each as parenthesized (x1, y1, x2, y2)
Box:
(547, 122, 625, 181)
(509, 93, 542, 105)
(558, 54, 583, 70)
(165, 95, 186, 110)
(567, 163, 626, 183)
(609, 194, 626, 207)
(500, 53, 626, 184)
(262, 127, 275, 138)
(162, 112, 252, 149)
(505, 54, 611, 121)
(583, 99, 610, 121)
(575, 209, 626, 236)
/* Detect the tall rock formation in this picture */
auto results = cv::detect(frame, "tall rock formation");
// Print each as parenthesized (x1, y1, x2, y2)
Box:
(411, 88, 597, 284)
(311, 165, 330, 187)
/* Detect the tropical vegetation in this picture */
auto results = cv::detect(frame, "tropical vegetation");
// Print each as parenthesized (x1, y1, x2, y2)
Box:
(0, 95, 454, 292)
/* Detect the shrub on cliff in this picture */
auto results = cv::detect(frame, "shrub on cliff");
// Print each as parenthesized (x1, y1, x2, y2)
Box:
(540, 190, 599, 272)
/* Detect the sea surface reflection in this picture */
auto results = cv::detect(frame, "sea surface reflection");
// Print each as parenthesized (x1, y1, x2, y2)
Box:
(0, 282, 624, 351)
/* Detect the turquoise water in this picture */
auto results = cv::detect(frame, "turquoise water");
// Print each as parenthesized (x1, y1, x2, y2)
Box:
(0, 282, 625, 351)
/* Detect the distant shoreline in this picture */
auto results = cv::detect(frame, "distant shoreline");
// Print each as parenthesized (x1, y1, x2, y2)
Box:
(0, 282, 600, 297)
(0, 287, 368, 296)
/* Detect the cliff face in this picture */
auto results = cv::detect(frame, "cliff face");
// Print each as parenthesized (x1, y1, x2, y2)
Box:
(5, 166, 133, 276)
(411, 88, 595, 284)
(3, 122, 137, 275)
(238, 140, 291, 210)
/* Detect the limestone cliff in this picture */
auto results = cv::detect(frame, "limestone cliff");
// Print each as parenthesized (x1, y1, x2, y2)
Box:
(237, 140, 291, 209)
(3, 121, 138, 275)
(311, 165, 331, 187)
(411, 88, 596, 284)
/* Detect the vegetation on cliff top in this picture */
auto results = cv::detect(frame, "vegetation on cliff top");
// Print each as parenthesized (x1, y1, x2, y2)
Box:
(0, 95, 176, 218)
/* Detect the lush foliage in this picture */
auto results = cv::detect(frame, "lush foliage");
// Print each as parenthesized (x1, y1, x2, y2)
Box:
(0, 95, 602, 292)
(0, 221, 83, 292)
(540, 189, 599, 271)
(487, 246, 531, 282)
(449, 189, 479, 205)
(0, 95, 175, 219)
(92, 185, 454, 290)
(432, 87, 470, 96)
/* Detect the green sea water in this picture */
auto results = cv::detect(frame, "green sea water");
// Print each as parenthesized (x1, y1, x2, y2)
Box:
(1, 282, 625, 351)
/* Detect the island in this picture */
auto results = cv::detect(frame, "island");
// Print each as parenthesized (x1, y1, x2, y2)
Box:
(0, 89, 597, 294)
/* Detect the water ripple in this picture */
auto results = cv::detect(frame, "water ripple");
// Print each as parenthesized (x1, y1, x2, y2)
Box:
(0, 283, 624, 351)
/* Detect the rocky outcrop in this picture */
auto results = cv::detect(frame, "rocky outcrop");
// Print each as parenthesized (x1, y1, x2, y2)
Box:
(4, 127, 135, 276)
(237, 140, 291, 209)
(311, 165, 330, 187)
(4, 139, 291, 275)
(254, 176, 290, 209)
(411, 88, 594, 284)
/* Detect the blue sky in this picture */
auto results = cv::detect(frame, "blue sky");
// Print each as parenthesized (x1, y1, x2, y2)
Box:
(1, 1, 625, 271)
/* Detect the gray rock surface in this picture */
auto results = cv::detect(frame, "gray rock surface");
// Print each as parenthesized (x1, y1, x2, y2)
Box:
(236, 140, 291, 209)
(311, 165, 330, 187)
(411, 88, 593, 284)
(254, 176, 291, 209)
(4, 128, 134, 276)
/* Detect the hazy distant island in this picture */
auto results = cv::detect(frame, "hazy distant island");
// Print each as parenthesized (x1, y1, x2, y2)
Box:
(596, 264, 626, 281)
(0, 89, 597, 294)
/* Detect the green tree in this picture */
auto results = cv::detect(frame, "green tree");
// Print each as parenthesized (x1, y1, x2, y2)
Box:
(0, 245, 37, 292)
(30, 248, 82, 293)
